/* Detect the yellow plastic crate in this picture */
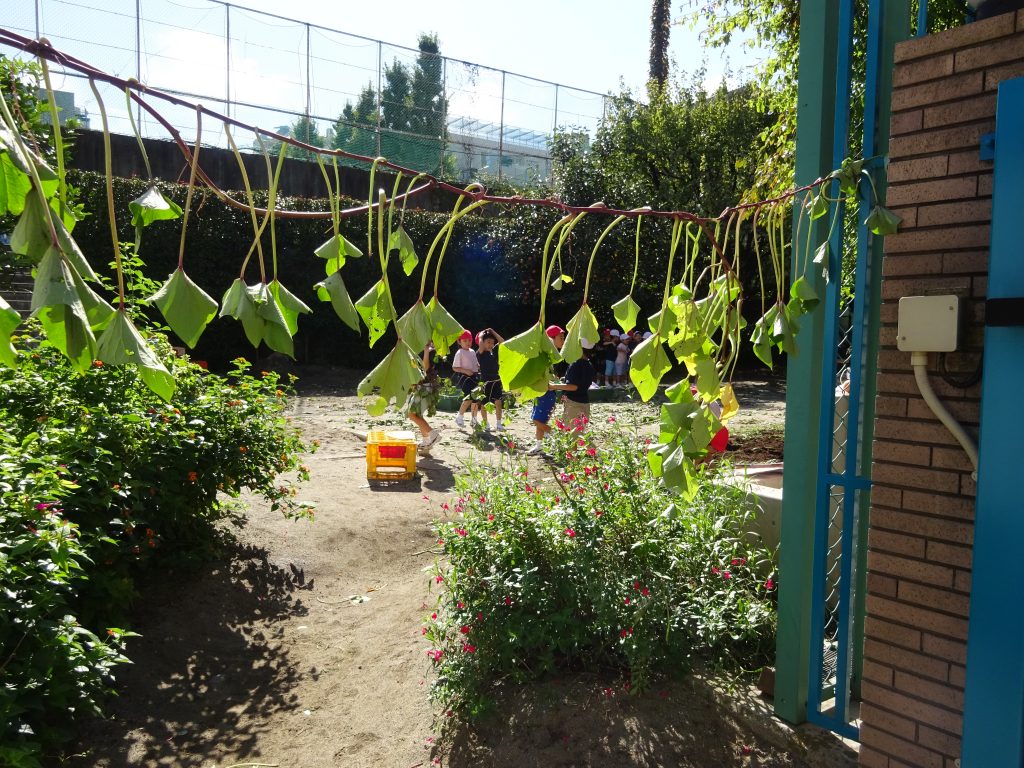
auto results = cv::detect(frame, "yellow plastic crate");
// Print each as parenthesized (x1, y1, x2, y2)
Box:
(366, 429, 418, 481)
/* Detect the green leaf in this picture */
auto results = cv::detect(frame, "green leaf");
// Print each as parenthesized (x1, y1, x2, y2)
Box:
(611, 294, 640, 333)
(355, 279, 395, 348)
(388, 225, 419, 276)
(0, 295, 20, 366)
(365, 394, 388, 417)
(31, 248, 97, 370)
(629, 334, 671, 401)
(96, 310, 175, 401)
(424, 296, 465, 352)
(356, 340, 424, 408)
(551, 273, 573, 291)
(10, 192, 50, 263)
(807, 194, 829, 220)
(314, 233, 363, 274)
(693, 356, 722, 402)
(813, 240, 829, 266)
(865, 204, 901, 236)
(129, 184, 183, 228)
(0, 142, 32, 216)
(498, 322, 555, 400)
(665, 378, 696, 404)
(148, 268, 219, 348)
(268, 279, 311, 336)
(254, 282, 297, 357)
(69, 263, 115, 332)
(751, 306, 778, 369)
(562, 303, 599, 363)
(314, 270, 360, 331)
(789, 275, 820, 314)
(396, 300, 433, 353)
(219, 278, 265, 349)
(53, 214, 98, 283)
(0, 126, 58, 200)
(773, 304, 798, 355)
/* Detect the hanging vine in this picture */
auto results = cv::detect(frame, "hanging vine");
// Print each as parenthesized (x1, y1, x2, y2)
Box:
(0, 31, 901, 495)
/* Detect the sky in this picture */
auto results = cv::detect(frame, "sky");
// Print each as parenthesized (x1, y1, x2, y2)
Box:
(4, 0, 761, 145)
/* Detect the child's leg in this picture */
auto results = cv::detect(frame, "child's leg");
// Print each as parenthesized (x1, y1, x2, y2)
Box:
(409, 413, 431, 438)
(457, 399, 470, 416)
(494, 398, 503, 423)
(534, 421, 550, 440)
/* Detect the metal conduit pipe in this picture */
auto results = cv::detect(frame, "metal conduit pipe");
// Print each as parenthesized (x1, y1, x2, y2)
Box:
(911, 351, 979, 480)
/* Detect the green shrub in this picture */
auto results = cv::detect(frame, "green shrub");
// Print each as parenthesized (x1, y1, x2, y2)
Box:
(0, 322, 313, 764)
(424, 416, 777, 717)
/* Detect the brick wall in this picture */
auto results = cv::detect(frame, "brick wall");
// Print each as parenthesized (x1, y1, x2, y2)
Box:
(859, 12, 1024, 768)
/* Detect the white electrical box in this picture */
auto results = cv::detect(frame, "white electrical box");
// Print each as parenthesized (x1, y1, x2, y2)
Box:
(897, 295, 960, 352)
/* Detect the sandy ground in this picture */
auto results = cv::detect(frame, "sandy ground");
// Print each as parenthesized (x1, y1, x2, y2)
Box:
(56, 372, 802, 768)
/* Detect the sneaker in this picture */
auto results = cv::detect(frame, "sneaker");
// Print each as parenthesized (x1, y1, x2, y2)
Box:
(455, 414, 465, 427)
(495, 424, 506, 433)
(526, 442, 544, 456)
(419, 429, 441, 453)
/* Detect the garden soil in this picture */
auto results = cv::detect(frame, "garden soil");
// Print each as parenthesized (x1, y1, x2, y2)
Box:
(57, 370, 805, 768)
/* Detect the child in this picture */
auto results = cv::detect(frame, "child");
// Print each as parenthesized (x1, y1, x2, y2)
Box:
(527, 325, 566, 455)
(406, 343, 441, 454)
(550, 338, 597, 426)
(599, 328, 617, 387)
(615, 332, 630, 387)
(476, 328, 506, 431)
(451, 329, 481, 427)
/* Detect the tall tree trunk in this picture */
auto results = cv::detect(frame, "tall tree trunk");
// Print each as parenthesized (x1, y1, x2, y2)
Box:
(649, 0, 672, 88)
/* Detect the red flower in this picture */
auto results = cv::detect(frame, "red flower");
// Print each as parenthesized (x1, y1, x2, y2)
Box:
(723, 571, 732, 580)
(619, 627, 633, 637)
(603, 482, 610, 490)
(427, 649, 443, 662)
(607, 416, 616, 423)
(587, 447, 597, 457)
(624, 597, 631, 605)
(503, 596, 512, 606)
(711, 566, 720, 575)
(487, 514, 495, 521)
(555, 419, 566, 430)
(479, 495, 486, 504)
(441, 502, 450, 511)
(603, 687, 614, 698)
(435, 575, 444, 584)
(477, 612, 484, 621)
(457, 601, 465, 609)
(633, 581, 641, 590)
(455, 527, 467, 537)
(460, 625, 471, 635)
(431, 612, 437, 619)
(564, 528, 576, 538)
(641, 587, 649, 597)
(461, 643, 475, 653)
(731, 557, 747, 566)
(594, 509, 603, 517)
(577, 439, 586, 447)
(765, 579, 775, 590)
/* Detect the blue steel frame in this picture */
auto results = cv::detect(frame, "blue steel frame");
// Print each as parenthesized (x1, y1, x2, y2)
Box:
(805, 0, 889, 741)
(960, 76, 1024, 768)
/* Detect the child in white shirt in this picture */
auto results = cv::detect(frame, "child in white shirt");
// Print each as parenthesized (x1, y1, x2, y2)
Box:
(451, 330, 481, 427)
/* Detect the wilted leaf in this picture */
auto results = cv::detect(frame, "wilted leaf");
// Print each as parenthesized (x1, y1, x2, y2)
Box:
(425, 296, 465, 353)
(611, 294, 640, 333)
(865, 205, 901, 236)
(562, 303, 599, 363)
(388, 225, 419, 276)
(629, 333, 671, 401)
(397, 300, 433, 353)
(129, 184, 183, 228)
(0, 295, 21, 366)
(355, 279, 395, 348)
(314, 270, 360, 331)
(357, 340, 424, 409)
(96, 310, 175, 401)
(314, 233, 364, 274)
(148, 268, 218, 348)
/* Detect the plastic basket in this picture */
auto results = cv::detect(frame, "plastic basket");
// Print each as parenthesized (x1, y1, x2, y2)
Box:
(366, 429, 418, 481)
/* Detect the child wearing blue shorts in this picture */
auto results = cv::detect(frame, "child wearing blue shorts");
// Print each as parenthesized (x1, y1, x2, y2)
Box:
(526, 325, 566, 455)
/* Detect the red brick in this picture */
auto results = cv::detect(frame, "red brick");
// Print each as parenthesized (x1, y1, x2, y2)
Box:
(882, 253, 939, 277)
(960, 472, 977, 499)
(890, 120, 992, 156)
(948, 149, 994, 176)
(869, 528, 927, 558)
(948, 664, 966, 688)
(868, 551, 955, 588)
(873, 419, 960, 448)
(896, 53, 956, 86)
(891, 109, 924, 135)
(923, 92, 998, 129)
(942, 250, 988, 274)
(884, 225, 990, 254)
(901, 489, 976, 521)
(863, 659, 897, 688)
(926, 540, 972, 569)
(886, 176, 978, 207)
(918, 724, 962, 757)
(859, 745, 891, 768)
(866, 616, 923, 651)
(862, 700, 918, 740)
(868, 572, 900, 598)
(894, 15, 1017, 63)
(979, 173, 994, 195)
(871, 462, 960, 494)
(906, 397, 979, 425)
(860, 724, 944, 768)
(897, 581, 971, 616)
(871, 484, 903, 508)
(932, 446, 975, 472)
(875, 396, 908, 418)
(865, 638, 950, 682)
(873, 440, 932, 466)
(916, 199, 991, 227)
(872, 508, 973, 545)
(867, 596, 968, 640)
(972, 274, 988, 297)
(922, 633, 967, 665)
(894, 670, 964, 710)
(956, 34, 1024, 71)
(861, 681, 965, 734)
(888, 155, 949, 182)
(953, 570, 972, 593)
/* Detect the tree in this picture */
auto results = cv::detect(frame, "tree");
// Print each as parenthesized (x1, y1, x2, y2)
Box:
(649, 0, 672, 89)
(334, 33, 449, 175)
(288, 115, 325, 161)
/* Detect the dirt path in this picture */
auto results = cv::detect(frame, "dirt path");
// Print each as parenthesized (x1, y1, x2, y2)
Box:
(61, 372, 798, 768)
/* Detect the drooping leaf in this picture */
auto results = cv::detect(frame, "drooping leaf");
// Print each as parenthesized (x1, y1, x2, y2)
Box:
(0, 295, 21, 366)
(356, 340, 424, 409)
(148, 268, 218, 348)
(53, 214, 98, 283)
(720, 382, 740, 423)
(253, 282, 296, 357)
(865, 204, 901, 236)
(425, 296, 465, 353)
(365, 394, 388, 417)
(498, 322, 555, 400)
(129, 184, 183, 228)
(562, 303, 599, 363)
(355, 279, 395, 348)
(268, 279, 312, 336)
(10, 192, 50, 263)
(629, 333, 671, 401)
(314, 270, 360, 331)
(813, 240, 830, 266)
(220, 278, 265, 349)
(96, 310, 175, 401)
(807, 194, 829, 220)
(69, 264, 115, 332)
(611, 294, 640, 333)
(789, 275, 820, 315)
(693, 356, 722, 402)
(0, 144, 32, 216)
(388, 225, 419, 276)
(0, 126, 58, 201)
(551, 273, 573, 291)
(397, 300, 433, 353)
(751, 306, 779, 369)
(773, 304, 798, 355)
(665, 378, 697, 404)
(31, 246, 96, 371)
(314, 233, 363, 274)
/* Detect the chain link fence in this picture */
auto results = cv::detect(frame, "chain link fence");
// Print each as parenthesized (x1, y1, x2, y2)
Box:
(6, 0, 611, 183)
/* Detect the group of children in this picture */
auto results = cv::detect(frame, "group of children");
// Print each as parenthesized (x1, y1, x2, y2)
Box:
(597, 327, 653, 388)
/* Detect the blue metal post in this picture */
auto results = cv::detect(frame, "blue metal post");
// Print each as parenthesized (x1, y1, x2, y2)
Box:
(960, 75, 1024, 768)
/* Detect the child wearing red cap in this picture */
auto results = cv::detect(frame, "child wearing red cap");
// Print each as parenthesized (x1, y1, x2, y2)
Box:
(476, 328, 506, 431)
(526, 325, 566, 455)
(452, 329, 481, 428)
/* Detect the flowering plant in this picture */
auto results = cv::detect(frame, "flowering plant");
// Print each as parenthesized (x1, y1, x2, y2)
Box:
(424, 417, 776, 717)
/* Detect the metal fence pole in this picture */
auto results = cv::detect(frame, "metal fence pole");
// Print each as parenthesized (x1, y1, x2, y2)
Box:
(225, 4, 231, 119)
(440, 55, 447, 176)
(553, 83, 559, 134)
(376, 41, 382, 157)
(498, 70, 505, 181)
(136, 0, 142, 130)
(305, 22, 311, 119)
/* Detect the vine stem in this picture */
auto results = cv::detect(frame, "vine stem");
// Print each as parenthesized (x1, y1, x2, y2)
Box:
(39, 58, 68, 219)
(582, 213, 630, 304)
(88, 78, 126, 309)
(257, 135, 288, 280)
(123, 86, 152, 180)
(225, 125, 267, 282)
(176, 107, 201, 271)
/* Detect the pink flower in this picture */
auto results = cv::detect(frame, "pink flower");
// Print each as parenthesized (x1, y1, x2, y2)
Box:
(711, 566, 720, 575)
(436, 575, 444, 583)
(525, 483, 533, 493)
(731, 557, 746, 566)
(457, 601, 465, 609)
(427, 649, 443, 662)
(555, 419, 566, 431)
(577, 439, 586, 447)
(765, 578, 775, 590)
(441, 502, 450, 511)
(607, 416, 616, 423)
(587, 447, 597, 457)
(460, 625, 471, 635)
(566, 451, 575, 460)
(564, 528, 576, 538)
(479, 495, 486, 504)
(723, 571, 732, 580)
(461, 643, 476, 653)
(422, 495, 430, 501)
(487, 514, 495, 521)
(455, 527, 467, 537)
